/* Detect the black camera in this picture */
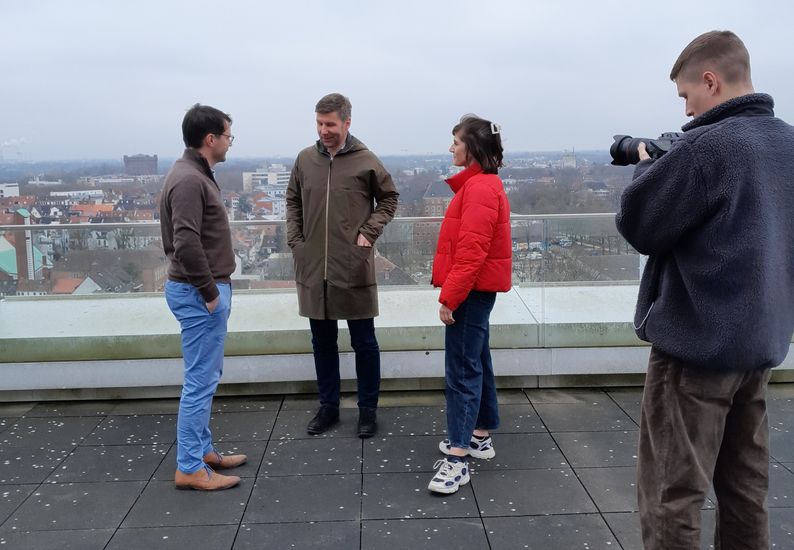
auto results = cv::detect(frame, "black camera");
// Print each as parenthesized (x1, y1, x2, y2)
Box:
(609, 132, 683, 166)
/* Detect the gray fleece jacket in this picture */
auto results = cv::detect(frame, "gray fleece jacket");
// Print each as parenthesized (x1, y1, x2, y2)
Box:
(616, 93, 794, 370)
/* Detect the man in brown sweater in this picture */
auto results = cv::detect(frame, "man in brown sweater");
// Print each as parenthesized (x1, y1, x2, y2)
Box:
(160, 103, 245, 491)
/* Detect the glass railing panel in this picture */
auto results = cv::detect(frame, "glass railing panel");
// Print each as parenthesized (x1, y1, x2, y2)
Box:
(1, 215, 641, 295)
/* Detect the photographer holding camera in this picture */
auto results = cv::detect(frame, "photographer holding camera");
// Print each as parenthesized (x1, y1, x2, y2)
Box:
(616, 31, 794, 549)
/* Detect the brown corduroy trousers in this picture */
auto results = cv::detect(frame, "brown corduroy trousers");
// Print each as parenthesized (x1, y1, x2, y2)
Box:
(637, 347, 772, 550)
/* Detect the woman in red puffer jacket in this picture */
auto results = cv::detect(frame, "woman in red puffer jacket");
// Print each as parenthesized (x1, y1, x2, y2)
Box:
(427, 115, 512, 495)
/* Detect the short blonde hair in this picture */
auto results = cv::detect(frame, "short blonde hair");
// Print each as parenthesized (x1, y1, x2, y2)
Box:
(670, 30, 750, 84)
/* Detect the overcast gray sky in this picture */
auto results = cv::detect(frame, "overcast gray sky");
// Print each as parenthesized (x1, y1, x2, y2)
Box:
(2, 0, 792, 160)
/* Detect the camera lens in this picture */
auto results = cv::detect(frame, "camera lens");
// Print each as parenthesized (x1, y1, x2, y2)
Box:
(610, 135, 645, 166)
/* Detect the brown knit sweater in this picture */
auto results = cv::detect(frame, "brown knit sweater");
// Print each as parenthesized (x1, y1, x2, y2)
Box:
(160, 148, 235, 301)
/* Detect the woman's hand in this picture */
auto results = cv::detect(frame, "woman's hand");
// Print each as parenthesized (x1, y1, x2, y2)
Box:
(439, 304, 455, 325)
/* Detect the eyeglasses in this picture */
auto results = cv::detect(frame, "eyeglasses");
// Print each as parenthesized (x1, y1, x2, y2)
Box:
(215, 133, 235, 144)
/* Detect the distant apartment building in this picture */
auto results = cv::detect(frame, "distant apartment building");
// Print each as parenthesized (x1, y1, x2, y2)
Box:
(0, 183, 20, 198)
(50, 189, 104, 200)
(243, 164, 290, 218)
(123, 154, 158, 176)
(422, 178, 454, 217)
(28, 175, 63, 186)
(243, 163, 290, 192)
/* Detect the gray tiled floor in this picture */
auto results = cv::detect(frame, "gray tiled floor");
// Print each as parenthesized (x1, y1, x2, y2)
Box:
(0, 386, 792, 549)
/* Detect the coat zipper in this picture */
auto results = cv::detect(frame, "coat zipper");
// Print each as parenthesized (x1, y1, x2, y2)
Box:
(324, 157, 332, 281)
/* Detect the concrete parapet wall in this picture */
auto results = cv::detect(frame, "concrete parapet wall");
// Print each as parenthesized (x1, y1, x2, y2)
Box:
(2, 286, 792, 397)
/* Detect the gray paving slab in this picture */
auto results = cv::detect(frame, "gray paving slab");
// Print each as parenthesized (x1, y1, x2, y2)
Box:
(484, 513, 619, 550)
(770, 404, 794, 462)
(525, 388, 607, 404)
(769, 461, 794, 508)
(0, 419, 8, 435)
(495, 389, 531, 404)
(534, 400, 637, 432)
(468, 433, 568, 471)
(492, 403, 547, 433)
(208, 411, 277, 442)
(575, 466, 638, 513)
(377, 406, 447, 436)
(244, 474, 361, 523)
(235, 521, 359, 549)
(472, 468, 597, 516)
(0, 484, 37, 527)
(121, 479, 252, 528)
(553, 430, 639, 467)
(0, 403, 36, 418)
(770, 507, 794, 548)
(364, 435, 444, 474)
(0, 528, 115, 550)
(281, 393, 359, 410)
(260, 436, 362, 476)
(362, 472, 479, 520)
(25, 401, 117, 417)
(1, 481, 144, 532)
(604, 510, 717, 550)
(212, 395, 283, 412)
(270, 407, 360, 439)
(45, 444, 170, 483)
(108, 525, 238, 550)
(83, 415, 176, 445)
(375, 390, 446, 407)
(770, 424, 794, 462)
(362, 518, 489, 549)
(0, 447, 71, 484)
(153, 441, 266, 480)
(109, 399, 180, 416)
(0, 417, 102, 449)
(769, 385, 794, 401)
(606, 386, 644, 423)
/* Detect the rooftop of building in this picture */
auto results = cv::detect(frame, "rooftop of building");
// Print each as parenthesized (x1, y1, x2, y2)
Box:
(1, 385, 793, 549)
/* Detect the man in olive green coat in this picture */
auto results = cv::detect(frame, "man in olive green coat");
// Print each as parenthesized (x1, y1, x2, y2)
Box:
(286, 93, 399, 438)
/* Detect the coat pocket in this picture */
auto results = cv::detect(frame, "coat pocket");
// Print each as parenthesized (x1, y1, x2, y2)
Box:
(348, 243, 376, 288)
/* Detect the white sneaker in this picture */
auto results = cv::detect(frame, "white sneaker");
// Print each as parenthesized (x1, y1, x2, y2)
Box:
(427, 458, 470, 494)
(439, 435, 496, 459)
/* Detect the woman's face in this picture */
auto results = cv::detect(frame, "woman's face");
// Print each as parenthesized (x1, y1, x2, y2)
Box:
(449, 131, 470, 167)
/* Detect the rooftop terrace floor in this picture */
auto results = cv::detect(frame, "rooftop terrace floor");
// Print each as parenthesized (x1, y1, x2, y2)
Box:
(1, 385, 793, 549)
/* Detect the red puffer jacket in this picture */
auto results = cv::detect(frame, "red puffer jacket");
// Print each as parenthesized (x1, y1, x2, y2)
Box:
(431, 163, 512, 310)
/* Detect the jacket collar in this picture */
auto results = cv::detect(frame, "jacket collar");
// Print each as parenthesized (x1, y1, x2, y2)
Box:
(182, 148, 216, 182)
(315, 133, 360, 157)
(445, 162, 483, 193)
(682, 93, 774, 132)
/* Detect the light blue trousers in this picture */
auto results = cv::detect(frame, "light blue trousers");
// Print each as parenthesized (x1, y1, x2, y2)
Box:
(165, 280, 231, 473)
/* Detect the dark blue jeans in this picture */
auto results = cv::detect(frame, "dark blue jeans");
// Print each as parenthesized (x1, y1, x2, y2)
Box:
(445, 290, 499, 450)
(309, 318, 381, 409)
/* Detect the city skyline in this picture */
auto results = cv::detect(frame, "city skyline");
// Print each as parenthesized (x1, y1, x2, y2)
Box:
(2, 0, 793, 160)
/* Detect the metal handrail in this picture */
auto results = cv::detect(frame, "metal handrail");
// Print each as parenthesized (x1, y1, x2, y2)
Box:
(0, 212, 617, 232)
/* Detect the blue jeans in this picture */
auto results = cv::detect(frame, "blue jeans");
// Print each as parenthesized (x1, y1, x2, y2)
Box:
(445, 290, 499, 450)
(165, 280, 232, 474)
(309, 318, 380, 409)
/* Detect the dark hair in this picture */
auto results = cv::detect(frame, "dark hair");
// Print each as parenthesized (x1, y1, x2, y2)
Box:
(670, 30, 751, 84)
(315, 93, 352, 122)
(182, 103, 232, 148)
(452, 115, 504, 174)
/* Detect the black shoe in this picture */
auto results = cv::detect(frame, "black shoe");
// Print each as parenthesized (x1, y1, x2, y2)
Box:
(358, 407, 377, 439)
(307, 405, 339, 435)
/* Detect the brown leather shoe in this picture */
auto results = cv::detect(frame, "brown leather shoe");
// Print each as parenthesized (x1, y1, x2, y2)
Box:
(203, 450, 247, 470)
(174, 467, 240, 491)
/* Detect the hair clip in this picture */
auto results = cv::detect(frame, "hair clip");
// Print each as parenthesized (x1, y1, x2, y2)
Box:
(490, 122, 501, 135)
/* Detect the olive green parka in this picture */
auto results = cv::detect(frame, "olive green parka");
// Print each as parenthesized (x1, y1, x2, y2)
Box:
(286, 135, 399, 319)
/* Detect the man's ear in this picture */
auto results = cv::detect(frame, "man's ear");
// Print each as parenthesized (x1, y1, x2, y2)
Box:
(703, 71, 720, 95)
